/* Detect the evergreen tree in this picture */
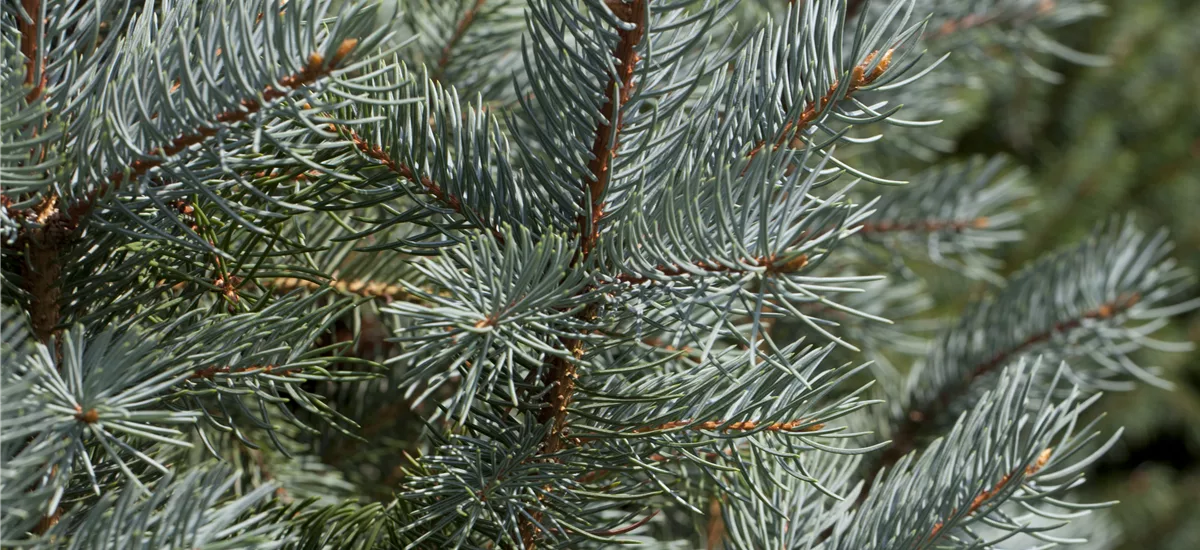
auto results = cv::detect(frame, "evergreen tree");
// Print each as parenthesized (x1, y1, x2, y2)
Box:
(1, 0, 1194, 548)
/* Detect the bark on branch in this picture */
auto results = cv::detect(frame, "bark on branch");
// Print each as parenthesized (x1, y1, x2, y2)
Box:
(520, 2, 646, 547)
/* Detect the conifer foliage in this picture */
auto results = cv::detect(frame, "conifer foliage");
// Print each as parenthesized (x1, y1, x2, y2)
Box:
(1, 0, 1194, 548)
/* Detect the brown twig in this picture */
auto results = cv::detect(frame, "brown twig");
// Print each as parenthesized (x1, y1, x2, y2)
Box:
(705, 497, 726, 550)
(857, 293, 1140, 505)
(15, 3, 64, 533)
(929, 0, 1057, 40)
(570, 419, 820, 500)
(570, 417, 825, 455)
(520, 3, 646, 547)
(266, 276, 415, 302)
(189, 363, 304, 380)
(614, 253, 809, 285)
(346, 130, 505, 243)
(846, 0, 868, 20)
(60, 39, 359, 225)
(546, 0, 645, 466)
(745, 49, 893, 162)
(634, 418, 825, 434)
(22, 223, 64, 343)
(432, 0, 487, 82)
(928, 448, 1053, 540)
(589, 510, 659, 537)
(19, 0, 46, 103)
(13, 0, 62, 344)
(612, 49, 896, 287)
(613, 214, 981, 286)
(606, 53, 899, 290)
(84, 45, 349, 222)
(860, 216, 990, 235)
(578, 0, 646, 259)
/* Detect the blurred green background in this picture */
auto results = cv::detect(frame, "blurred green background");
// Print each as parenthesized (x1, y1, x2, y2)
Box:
(950, 0, 1200, 547)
